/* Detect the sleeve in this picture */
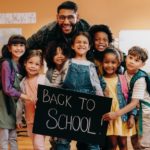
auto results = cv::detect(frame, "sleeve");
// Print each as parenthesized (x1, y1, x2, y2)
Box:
(27, 21, 57, 50)
(1, 60, 21, 98)
(132, 77, 146, 99)
(61, 60, 70, 82)
(89, 64, 104, 96)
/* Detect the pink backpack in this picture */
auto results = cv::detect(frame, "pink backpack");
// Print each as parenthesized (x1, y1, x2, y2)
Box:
(119, 75, 128, 101)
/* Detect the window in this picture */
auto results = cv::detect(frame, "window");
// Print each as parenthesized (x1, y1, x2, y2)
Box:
(119, 30, 150, 73)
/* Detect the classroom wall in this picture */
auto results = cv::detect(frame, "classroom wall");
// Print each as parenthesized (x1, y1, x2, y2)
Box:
(0, 0, 150, 38)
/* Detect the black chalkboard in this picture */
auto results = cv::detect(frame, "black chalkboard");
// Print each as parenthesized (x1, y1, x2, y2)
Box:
(33, 85, 112, 146)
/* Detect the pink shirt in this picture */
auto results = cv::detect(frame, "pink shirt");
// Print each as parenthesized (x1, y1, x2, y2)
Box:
(17, 74, 50, 124)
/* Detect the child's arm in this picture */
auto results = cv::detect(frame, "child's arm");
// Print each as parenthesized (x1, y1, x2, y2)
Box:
(1, 60, 21, 98)
(19, 79, 33, 102)
(103, 77, 146, 120)
(90, 63, 104, 96)
(127, 115, 135, 129)
(102, 98, 139, 120)
(20, 93, 33, 101)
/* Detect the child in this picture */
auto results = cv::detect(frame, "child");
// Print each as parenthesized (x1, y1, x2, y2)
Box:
(45, 41, 69, 150)
(103, 46, 149, 150)
(55, 32, 103, 150)
(45, 41, 70, 87)
(17, 50, 50, 150)
(88, 24, 125, 76)
(0, 35, 30, 150)
(88, 24, 114, 76)
(100, 48, 136, 150)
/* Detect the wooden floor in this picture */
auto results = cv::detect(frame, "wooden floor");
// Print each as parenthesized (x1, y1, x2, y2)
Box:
(17, 128, 133, 150)
(17, 136, 77, 150)
(17, 127, 77, 150)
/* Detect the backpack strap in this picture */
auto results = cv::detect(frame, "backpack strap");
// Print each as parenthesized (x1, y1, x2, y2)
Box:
(0, 58, 13, 89)
(138, 100, 150, 136)
(128, 70, 148, 117)
(130, 70, 147, 92)
(119, 74, 128, 101)
(1, 59, 14, 115)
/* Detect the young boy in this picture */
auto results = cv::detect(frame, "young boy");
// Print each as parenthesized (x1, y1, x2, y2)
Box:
(103, 46, 150, 149)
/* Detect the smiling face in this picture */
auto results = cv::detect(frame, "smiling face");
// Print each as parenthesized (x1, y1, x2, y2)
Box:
(53, 47, 67, 70)
(24, 56, 42, 77)
(8, 43, 25, 61)
(102, 53, 120, 77)
(57, 9, 78, 34)
(94, 32, 109, 52)
(72, 35, 90, 59)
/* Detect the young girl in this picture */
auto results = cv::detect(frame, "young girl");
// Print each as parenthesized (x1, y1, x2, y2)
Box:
(103, 46, 149, 150)
(100, 48, 136, 150)
(0, 35, 30, 150)
(88, 24, 124, 76)
(88, 24, 114, 76)
(17, 50, 50, 150)
(45, 41, 69, 150)
(55, 32, 103, 150)
(45, 41, 70, 87)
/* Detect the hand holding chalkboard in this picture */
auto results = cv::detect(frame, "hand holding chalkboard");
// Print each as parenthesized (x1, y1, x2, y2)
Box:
(102, 112, 118, 121)
(33, 85, 112, 146)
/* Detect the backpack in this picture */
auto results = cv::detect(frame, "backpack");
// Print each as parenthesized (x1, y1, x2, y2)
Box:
(126, 69, 150, 116)
(119, 74, 128, 101)
(129, 70, 150, 136)
(130, 69, 150, 95)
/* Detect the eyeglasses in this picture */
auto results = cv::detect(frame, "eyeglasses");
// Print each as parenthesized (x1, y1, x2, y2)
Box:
(58, 15, 76, 22)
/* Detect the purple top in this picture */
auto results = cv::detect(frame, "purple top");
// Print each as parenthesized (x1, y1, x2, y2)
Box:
(1, 60, 21, 98)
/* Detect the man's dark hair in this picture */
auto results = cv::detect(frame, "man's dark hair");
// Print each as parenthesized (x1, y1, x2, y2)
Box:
(89, 24, 114, 43)
(57, 1, 78, 13)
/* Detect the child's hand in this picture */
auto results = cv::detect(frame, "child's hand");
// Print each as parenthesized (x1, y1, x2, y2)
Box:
(17, 123, 23, 129)
(136, 103, 140, 109)
(102, 112, 118, 121)
(20, 94, 33, 102)
(20, 93, 30, 100)
(127, 115, 135, 129)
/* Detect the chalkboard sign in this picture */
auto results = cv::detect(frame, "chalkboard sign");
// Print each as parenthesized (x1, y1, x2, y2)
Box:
(33, 85, 112, 146)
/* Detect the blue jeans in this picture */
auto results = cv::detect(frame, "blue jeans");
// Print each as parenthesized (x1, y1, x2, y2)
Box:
(77, 142, 100, 150)
(55, 139, 100, 150)
(55, 138, 70, 150)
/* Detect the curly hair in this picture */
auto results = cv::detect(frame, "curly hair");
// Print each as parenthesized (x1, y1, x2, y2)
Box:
(89, 24, 114, 43)
(45, 41, 70, 69)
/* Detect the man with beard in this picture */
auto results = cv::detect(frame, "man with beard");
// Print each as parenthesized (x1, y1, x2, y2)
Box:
(27, 2, 90, 150)
(27, 1, 90, 54)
